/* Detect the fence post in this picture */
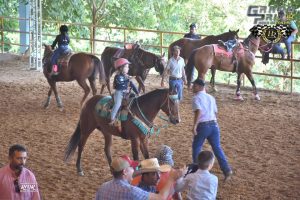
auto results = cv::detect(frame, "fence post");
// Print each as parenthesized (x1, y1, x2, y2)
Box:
(290, 42, 294, 93)
(160, 32, 163, 55)
(123, 29, 126, 46)
(1, 17, 3, 53)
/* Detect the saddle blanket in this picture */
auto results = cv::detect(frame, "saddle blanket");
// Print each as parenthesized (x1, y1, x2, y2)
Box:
(213, 43, 245, 58)
(95, 96, 128, 121)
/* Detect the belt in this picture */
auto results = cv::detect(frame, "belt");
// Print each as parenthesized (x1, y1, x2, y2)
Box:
(198, 120, 217, 125)
(169, 76, 182, 80)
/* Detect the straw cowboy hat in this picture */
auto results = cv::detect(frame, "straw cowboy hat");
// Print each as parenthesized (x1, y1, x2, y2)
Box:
(133, 158, 171, 177)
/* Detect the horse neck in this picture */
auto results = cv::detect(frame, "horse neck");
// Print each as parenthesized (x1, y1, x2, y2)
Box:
(140, 50, 156, 68)
(132, 89, 168, 123)
(248, 36, 260, 54)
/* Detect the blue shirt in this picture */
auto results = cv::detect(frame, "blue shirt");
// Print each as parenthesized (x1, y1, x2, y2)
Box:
(95, 179, 149, 200)
(175, 169, 218, 200)
(192, 91, 217, 123)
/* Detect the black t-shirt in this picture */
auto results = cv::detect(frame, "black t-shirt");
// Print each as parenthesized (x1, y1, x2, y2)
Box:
(184, 33, 201, 39)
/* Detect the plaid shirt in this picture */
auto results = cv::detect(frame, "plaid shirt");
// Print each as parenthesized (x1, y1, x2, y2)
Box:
(95, 178, 149, 200)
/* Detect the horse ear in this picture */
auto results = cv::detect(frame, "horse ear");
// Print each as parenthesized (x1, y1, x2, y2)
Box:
(162, 52, 165, 57)
(43, 43, 47, 48)
(229, 29, 232, 32)
(236, 29, 239, 33)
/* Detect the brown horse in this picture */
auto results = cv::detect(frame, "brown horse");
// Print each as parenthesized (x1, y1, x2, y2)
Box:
(100, 46, 166, 94)
(186, 33, 269, 100)
(42, 44, 106, 108)
(168, 29, 239, 62)
(64, 88, 180, 175)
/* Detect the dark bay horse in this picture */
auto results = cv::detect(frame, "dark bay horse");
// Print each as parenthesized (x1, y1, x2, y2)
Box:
(186, 33, 269, 100)
(42, 44, 106, 108)
(64, 89, 180, 175)
(100, 46, 166, 94)
(168, 29, 240, 61)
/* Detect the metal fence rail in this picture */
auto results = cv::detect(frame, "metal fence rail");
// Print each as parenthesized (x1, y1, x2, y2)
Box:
(1, 16, 299, 93)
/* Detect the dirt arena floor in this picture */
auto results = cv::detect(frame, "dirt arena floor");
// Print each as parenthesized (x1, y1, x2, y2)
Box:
(0, 53, 299, 200)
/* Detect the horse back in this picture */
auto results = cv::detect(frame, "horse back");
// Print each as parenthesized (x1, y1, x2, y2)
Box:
(68, 53, 100, 78)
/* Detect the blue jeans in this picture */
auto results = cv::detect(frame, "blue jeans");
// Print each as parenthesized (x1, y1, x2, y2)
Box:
(51, 45, 69, 65)
(192, 121, 231, 175)
(283, 35, 296, 58)
(169, 79, 183, 101)
(110, 90, 123, 120)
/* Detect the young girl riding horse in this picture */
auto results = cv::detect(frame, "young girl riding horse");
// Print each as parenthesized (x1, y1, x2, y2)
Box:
(50, 25, 70, 75)
(110, 58, 139, 125)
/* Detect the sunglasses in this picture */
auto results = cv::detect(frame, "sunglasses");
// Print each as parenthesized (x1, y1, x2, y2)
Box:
(14, 179, 20, 193)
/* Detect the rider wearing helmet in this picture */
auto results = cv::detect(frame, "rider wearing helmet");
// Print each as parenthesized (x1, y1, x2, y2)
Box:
(109, 58, 139, 125)
(184, 23, 201, 39)
(50, 25, 70, 75)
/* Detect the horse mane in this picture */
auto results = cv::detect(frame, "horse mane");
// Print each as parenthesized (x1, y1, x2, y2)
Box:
(137, 88, 168, 101)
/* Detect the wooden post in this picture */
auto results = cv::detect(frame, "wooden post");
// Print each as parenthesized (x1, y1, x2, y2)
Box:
(160, 32, 163, 55)
(290, 42, 294, 93)
(1, 17, 4, 53)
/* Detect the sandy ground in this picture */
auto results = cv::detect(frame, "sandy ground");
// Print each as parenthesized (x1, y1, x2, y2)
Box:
(0, 53, 300, 200)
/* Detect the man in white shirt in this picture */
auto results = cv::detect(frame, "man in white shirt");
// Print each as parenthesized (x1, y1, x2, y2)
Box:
(192, 78, 233, 181)
(161, 45, 187, 101)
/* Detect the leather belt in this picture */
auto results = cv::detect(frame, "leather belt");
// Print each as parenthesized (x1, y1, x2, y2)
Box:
(169, 76, 182, 80)
(198, 120, 217, 125)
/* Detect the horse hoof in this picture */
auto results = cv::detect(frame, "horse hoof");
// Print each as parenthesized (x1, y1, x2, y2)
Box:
(78, 171, 84, 176)
(234, 95, 244, 101)
(254, 94, 261, 101)
(43, 104, 49, 109)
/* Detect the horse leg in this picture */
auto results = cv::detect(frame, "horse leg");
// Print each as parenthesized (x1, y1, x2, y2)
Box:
(235, 73, 244, 101)
(88, 77, 97, 96)
(210, 68, 217, 92)
(245, 72, 260, 100)
(135, 76, 145, 93)
(48, 80, 63, 108)
(77, 79, 91, 107)
(131, 138, 140, 161)
(103, 133, 113, 165)
(44, 86, 52, 108)
(140, 137, 149, 159)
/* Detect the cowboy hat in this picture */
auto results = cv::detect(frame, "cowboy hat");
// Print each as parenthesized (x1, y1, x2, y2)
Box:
(133, 158, 171, 177)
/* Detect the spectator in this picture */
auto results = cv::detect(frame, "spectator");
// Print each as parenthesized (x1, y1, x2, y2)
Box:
(161, 45, 187, 101)
(0, 144, 41, 200)
(175, 151, 218, 200)
(191, 78, 233, 181)
(184, 23, 201, 39)
(277, 9, 298, 59)
(95, 155, 184, 200)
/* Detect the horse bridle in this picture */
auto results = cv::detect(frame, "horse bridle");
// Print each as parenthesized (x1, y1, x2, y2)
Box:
(160, 92, 179, 122)
(249, 37, 273, 53)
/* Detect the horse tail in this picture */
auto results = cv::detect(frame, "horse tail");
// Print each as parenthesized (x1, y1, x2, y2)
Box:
(64, 122, 81, 162)
(91, 55, 106, 85)
(186, 49, 197, 87)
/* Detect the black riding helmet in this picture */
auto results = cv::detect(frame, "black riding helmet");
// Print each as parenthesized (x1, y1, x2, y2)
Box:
(60, 25, 68, 33)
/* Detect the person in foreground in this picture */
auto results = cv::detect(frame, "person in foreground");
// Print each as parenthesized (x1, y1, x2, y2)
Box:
(95, 155, 184, 200)
(191, 78, 233, 181)
(0, 144, 41, 200)
(175, 150, 218, 200)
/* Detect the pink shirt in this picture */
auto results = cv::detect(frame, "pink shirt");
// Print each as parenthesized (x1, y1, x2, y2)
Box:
(0, 165, 41, 200)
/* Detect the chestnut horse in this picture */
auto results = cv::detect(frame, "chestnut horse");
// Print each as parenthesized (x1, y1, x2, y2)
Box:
(100, 46, 166, 94)
(64, 89, 180, 175)
(168, 29, 239, 61)
(186, 33, 269, 100)
(42, 44, 106, 108)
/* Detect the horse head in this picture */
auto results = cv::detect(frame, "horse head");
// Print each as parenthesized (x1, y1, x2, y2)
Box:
(228, 29, 240, 40)
(160, 88, 180, 125)
(42, 44, 53, 65)
(154, 52, 167, 75)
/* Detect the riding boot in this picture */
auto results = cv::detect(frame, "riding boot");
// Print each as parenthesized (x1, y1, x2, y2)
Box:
(51, 64, 59, 76)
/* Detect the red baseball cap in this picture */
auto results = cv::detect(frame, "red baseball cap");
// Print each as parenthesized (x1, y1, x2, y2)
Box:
(111, 155, 139, 172)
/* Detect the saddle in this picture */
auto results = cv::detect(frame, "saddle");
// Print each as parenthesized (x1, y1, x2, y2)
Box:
(213, 43, 245, 72)
(217, 39, 238, 52)
(95, 93, 137, 122)
(113, 43, 140, 60)
(57, 51, 73, 68)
